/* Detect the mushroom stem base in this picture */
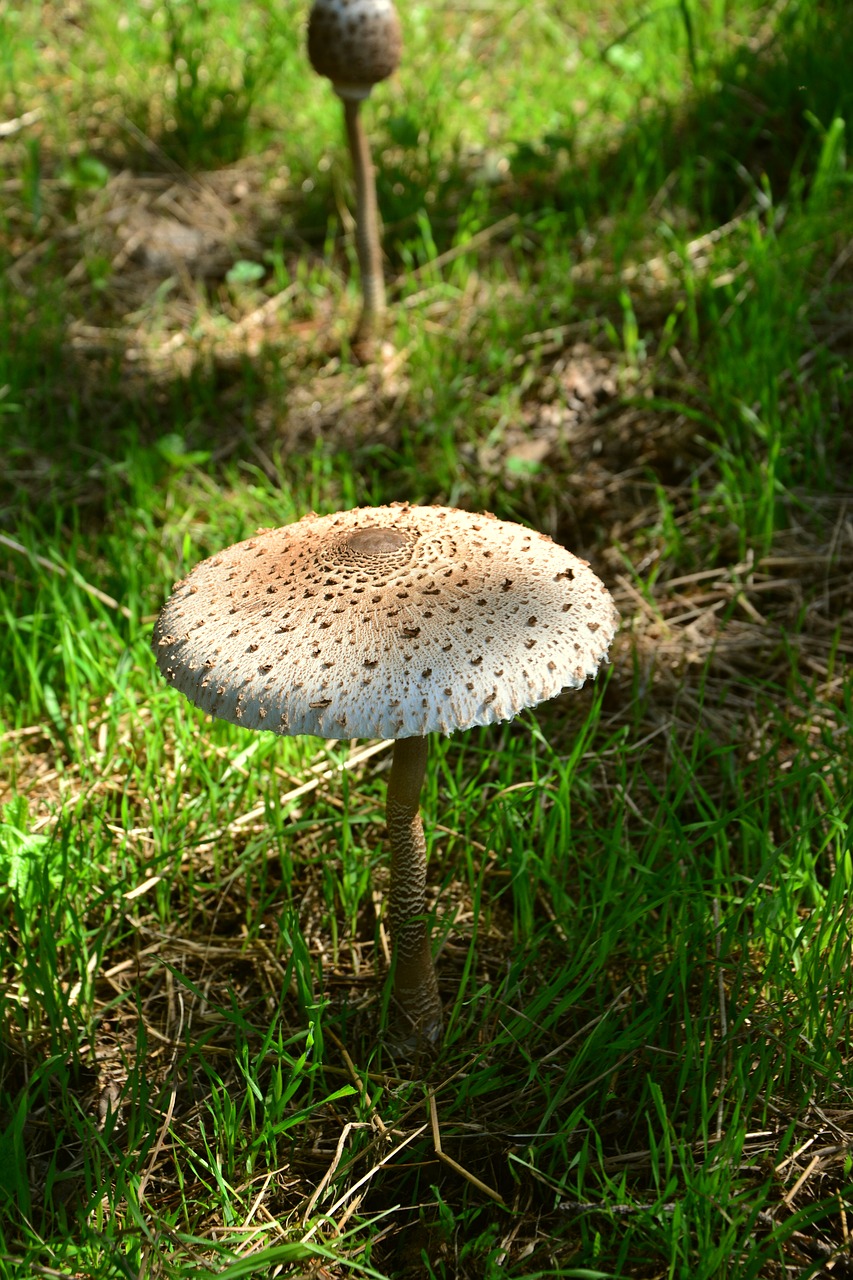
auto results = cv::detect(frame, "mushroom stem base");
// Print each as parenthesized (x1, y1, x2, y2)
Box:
(386, 735, 442, 1048)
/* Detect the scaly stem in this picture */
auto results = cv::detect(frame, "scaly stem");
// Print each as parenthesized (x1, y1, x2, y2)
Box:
(385, 736, 442, 1047)
(343, 96, 385, 349)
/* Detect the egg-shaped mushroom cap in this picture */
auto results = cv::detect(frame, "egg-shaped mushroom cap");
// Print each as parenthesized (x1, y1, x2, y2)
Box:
(307, 0, 402, 101)
(153, 504, 619, 741)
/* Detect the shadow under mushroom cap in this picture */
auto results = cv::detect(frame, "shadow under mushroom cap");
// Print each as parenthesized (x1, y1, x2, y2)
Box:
(153, 504, 619, 740)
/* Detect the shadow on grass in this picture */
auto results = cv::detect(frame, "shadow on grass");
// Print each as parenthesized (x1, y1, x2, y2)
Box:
(59, 2, 853, 261)
(350, 0, 853, 257)
(0, 299, 271, 517)
(495, 0, 853, 230)
(2, 0, 851, 535)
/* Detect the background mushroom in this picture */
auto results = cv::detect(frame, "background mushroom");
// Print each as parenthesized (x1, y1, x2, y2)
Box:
(306, 0, 402, 354)
(153, 505, 618, 1049)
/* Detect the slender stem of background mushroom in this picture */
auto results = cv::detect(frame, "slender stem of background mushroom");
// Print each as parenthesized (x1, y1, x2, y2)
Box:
(385, 735, 442, 1043)
(342, 95, 385, 349)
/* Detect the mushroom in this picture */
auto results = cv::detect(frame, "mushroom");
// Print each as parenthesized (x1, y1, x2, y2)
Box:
(306, 0, 402, 354)
(152, 504, 618, 1049)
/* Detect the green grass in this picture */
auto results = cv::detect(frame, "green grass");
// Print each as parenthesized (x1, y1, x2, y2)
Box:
(1, 0, 853, 1276)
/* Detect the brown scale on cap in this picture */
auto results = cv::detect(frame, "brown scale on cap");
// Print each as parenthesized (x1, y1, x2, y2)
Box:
(307, 0, 402, 100)
(152, 504, 619, 742)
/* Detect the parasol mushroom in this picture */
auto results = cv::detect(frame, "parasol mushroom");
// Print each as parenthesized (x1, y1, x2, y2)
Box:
(306, 0, 402, 354)
(152, 504, 618, 1049)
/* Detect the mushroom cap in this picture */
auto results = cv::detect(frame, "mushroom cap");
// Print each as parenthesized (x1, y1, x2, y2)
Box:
(307, 0, 402, 100)
(153, 504, 619, 741)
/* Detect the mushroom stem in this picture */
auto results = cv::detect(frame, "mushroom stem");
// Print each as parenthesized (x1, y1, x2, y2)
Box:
(386, 734, 442, 1045)
(342, 95, 386, 350)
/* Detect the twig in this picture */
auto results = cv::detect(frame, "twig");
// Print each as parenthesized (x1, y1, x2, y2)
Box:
(123, 875, 163, 902)
(558, 1199, 677, 1216)
(117, 115, 238, 230)
(301, 1123, 428, 1240)
(394, 214, 518, 289)
(776, 1134, 819, 1175)
(428, 1088, 506, 1207)
(205, 739, 396, 841)
(137, 991, 184, 1204)
(150, 284, 301, 360)
(782, 1153, 822, 1207)
(839, 1191, 850, 1249)
(301, 1121, 356, 1222)
(621, 212, 750, 284)
(339, 1045, 389, 1141)
(0, 532, 133, 619)
(714, 897, 728, 1143)
(227, 284, 300, 340)
(541, 986, 632, 1063)
(0, 108, 42, 137)
(242, 1171, 275, 1232)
